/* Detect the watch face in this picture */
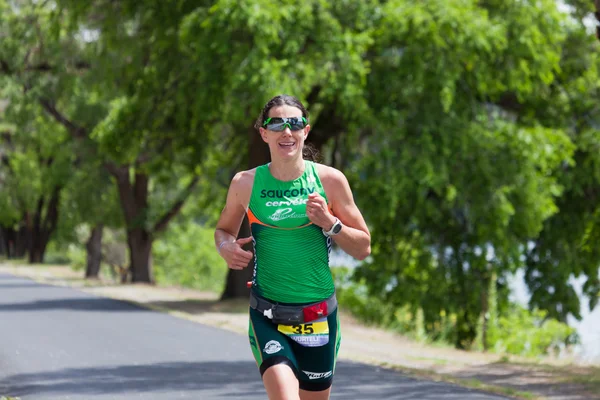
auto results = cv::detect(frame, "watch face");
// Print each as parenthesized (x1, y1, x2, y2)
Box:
(332, 222, 342, 234)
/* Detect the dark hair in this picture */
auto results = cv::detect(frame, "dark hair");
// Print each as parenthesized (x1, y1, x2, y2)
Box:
(255, 94, 320, 162)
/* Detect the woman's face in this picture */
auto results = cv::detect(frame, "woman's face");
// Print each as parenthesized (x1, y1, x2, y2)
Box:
(259, 105, 310, 159)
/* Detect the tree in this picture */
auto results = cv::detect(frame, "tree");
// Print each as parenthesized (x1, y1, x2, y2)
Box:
(56, 159, 123, 278)
(0, 118, 27, 259)
(1, 0, 209, 281)
(352, 0, 574, 348)
(523, 4, 600, 321)
(0, 96, 75, 263)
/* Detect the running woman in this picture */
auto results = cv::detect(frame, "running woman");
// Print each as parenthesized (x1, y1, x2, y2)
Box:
(214, 94, 371, 400)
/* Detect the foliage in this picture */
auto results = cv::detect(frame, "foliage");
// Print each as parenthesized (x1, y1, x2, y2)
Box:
(153, 222, 227, 292)
(66, 242, 87, 272)
(1, 0, 226, 279)
(177, 0, 377, 161)
(490, 305, 579, 357)
(43, 241, 72, 265)
(349, 0, 579, 348)
(334, 266, 578, 357)
(51, 162, 123, 248)
(522, 9, 600, 322)
(0, 94, 78, 262)
(0, 101, 74, 218)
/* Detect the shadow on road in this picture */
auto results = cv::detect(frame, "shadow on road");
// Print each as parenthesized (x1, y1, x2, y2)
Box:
(147, 298, 250, 315)
(1, 360, 509, 400)
(0, 283, 53, 288)
(0, 297, 151, 313)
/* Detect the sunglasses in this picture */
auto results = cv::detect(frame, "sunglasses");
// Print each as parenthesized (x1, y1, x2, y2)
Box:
(263, 117, 307, 132)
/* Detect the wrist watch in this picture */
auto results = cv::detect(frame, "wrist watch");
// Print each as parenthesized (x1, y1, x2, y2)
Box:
(322, 218, 343, 237)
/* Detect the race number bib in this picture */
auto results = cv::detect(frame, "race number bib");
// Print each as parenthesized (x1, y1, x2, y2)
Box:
(278, 317, 329, 347)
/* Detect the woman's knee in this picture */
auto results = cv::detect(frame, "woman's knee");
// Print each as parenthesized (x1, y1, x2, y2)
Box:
(262, 362, 300, 400)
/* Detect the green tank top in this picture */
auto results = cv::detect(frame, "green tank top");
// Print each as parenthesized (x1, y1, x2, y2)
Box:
(248, 161, 334, 303)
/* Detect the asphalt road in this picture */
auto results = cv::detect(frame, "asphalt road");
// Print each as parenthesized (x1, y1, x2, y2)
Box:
(0, 272, 510, 400)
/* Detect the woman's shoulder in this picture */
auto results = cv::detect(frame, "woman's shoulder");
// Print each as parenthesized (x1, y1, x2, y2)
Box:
(231, 168, 258, 191)
(235, 167, 259, 179)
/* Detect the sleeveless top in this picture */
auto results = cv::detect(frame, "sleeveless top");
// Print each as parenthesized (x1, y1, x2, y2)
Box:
(247, 161, 334, 303)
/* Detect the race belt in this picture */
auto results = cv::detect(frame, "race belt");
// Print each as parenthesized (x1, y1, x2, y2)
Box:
(249, 291, 337, 324)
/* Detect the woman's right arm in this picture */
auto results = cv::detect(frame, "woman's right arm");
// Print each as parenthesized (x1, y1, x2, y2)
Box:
(214, 170, 255, 270)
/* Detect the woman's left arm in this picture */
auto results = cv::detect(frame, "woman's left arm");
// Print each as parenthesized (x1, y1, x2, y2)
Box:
(307, 166, 371, 260)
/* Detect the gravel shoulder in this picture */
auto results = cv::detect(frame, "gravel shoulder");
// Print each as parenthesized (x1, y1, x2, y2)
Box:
(2, 263, 598, 400)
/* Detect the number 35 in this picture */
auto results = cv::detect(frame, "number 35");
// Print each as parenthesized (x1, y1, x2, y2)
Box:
(292, 323, 314, 334)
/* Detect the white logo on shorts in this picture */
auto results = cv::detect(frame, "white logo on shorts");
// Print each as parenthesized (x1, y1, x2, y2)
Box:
(302, 370, 333, 380)
(263, 340, 283, 354)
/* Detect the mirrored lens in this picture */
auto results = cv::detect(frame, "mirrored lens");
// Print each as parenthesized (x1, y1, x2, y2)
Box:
(265, 117, 306, 132)
(266, 122, 289, 131)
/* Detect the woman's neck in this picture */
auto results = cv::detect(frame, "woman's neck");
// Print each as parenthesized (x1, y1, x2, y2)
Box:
(269, 157, 306, 181)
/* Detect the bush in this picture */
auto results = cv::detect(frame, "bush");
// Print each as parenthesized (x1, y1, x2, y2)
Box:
(489, 305, 579, 357)
(66, 243, 87, 271)
(333, 266, 419, 336)
(43, 242, 72, 265)
(153, 222, 227, 292)
(333, 266, 579, 357)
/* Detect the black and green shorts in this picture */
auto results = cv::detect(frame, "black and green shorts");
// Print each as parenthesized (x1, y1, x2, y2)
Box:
(248, 305, 341, 391)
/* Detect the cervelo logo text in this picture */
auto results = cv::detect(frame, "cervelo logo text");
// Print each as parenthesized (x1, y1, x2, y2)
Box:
(302, 370, 333, 380)
(266, 198, 309, 207)
(260, 187, 315, 199)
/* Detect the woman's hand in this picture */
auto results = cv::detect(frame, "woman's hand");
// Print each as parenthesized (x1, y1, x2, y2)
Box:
(306, 192, 336, 231)
(219, 236, 254, 270)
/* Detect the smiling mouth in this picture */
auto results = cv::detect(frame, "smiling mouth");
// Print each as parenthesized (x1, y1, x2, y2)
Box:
(279, 142, 296, 148)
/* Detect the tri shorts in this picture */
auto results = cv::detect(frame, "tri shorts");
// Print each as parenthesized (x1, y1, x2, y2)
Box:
(248, 305, 341, 391)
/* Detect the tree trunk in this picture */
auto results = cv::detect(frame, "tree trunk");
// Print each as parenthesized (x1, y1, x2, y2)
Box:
(128, 228, 153, 283)
(85, 224, 104, 279)
(0, 226, 14, 258)
(28, 243, 44, 263)
(108, 163, 197, 284)
(110, 167, 153, 283)
(27, 216, 47, 264)
(220, 126, 270, 300)
(480, 279, 489, 351)
(15, 224, 28, 258)
(454, 250, 477, 349)
(27, 188, 61, 264)
(1, 225, 26, 259)
(0, 227, 6, 257)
